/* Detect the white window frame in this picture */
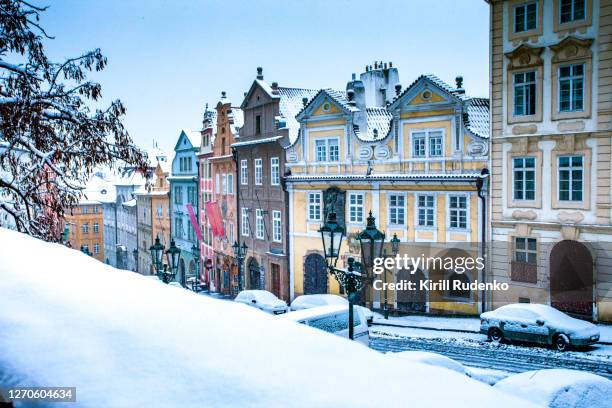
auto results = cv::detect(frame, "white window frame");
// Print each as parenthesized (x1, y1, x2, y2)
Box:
(240, 159, 248, 185)
(308, 192, 322, 221)
(229, 222, 235, 244)
(514, 237, 537, 264)
(514, 1, 538, 33)
(271, 157, 280, 186)
(314, 137, 340, 162)
(416, 194, 435, 228)
(513, 70, 537, 116)
(347, 192, 364, 225)
(448, 194, 469, 230)
(256, 208, 265, 239)
(93, 222, 99, 233)
(255, 158, 263, 185)
(558, 155, 584, 202)
(215, 174, 220, 194)
(512, 156, 536, 201)
(558, 63, 585, 113)
(82, 223, 89, 234)
(227, 173, 234, 194)
(388, 193, 406, 226)
(221, 174, 227, 195)
(272, 210, 282, 243)
(93, 243, 100, 254)
(410, 129, 444, 158)
(241, 208, 250, 236)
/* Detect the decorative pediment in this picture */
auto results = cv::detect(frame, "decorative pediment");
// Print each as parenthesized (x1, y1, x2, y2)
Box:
(408, 89, 446, 106)
(311, 97, 342, 116)
(550, 36, 593, 63)
(505, 44, 544, 69)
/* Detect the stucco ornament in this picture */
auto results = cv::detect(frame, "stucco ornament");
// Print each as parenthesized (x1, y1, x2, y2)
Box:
(374, 145, 390, 160)
(357, 145, 373, 161)
(286, 149, 298, 163)
(467, 140, 488, 156)
(557, 211, 584, 224)
(511, 210, 537, 220)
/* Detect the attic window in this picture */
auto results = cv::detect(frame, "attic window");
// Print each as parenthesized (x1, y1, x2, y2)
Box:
(322, 102, 331, 112)
(421, 90, 432, 100)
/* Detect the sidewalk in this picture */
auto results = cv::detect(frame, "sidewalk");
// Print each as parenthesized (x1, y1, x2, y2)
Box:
(372, 314, 612, 344)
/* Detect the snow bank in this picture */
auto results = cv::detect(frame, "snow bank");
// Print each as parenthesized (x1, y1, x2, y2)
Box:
(494, 369, 612, 408)
(387, 351, 469, 376)
(0, 228, 538, 408)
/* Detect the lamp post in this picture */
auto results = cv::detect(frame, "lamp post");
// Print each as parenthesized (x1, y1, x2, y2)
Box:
(475, 168, 489, 314)
(191, 242, 201, 291)
(232, 241, 248, 292)
(153, 238, 180, 284)
(356, 211, 385, 308)
(133, 248, 139, 273)
(385, 233, 401, 319)
(150, 235, 165, 278)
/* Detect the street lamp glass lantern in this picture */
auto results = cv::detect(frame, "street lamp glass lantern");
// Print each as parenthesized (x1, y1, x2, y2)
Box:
(166, 239, 181, 274)
(391, 233, 400, 256)
(319, 210, 345, 266)
(357, 211, 385, 275)
(149, 235, 165, 266)
(240, 242, 248, 258)
(191, 242, 200, 259)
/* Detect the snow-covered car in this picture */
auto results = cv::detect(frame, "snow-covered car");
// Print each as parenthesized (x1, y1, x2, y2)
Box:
(234, 290, 288, 315)
(290, 294, 374, 325)
(480, 304, 600, 351)
(387, 351, 470, 377)
(494, 369, 612, 408)
(282, 305, 370, 345)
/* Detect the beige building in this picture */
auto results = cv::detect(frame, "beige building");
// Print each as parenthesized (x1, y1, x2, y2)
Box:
(487, 0, 612, 321)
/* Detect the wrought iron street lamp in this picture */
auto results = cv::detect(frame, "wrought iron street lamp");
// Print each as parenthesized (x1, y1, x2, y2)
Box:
(150, 235, 165, 278)
(319, 210, 344, 268)
(357, 211, 386, 277)
(163, 239, 181, 284)
(383, 233, 401, 319)
(191, 242, 201, 291)
(232, 241, 248, 292)
(475, 167, 489, 313)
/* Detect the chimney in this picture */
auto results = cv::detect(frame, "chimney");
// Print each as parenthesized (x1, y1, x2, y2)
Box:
(221, 91, 227, 99)
(455, 75, 465, 94)
(389, 61, 393, 68)
(271, 81, 279, 95)
(256, 67, 264, 80)
(347, 89, 355, 105)
(302, 97, 308, 107)
(395, 84, 402, 96)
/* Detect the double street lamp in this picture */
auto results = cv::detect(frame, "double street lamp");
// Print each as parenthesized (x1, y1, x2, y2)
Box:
(150, 236, 181, 284)
(319, 210, 385, 340)
(232, 241, 248, 292)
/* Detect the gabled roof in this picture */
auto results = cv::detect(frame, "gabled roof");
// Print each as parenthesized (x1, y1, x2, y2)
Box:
(463, 97, 489, 139)
(174, 129, 200, 151)
(389, 74, 465, 110)
(295, 88, 358, 121)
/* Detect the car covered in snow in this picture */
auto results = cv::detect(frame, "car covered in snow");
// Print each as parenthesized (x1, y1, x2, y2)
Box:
(290, 294, 374, 325)
(234, 290, 288, 315)
(282, 305, 370, 345)
(387, 351, 470, 377)
(494, 369, 612, 408)
(480, 304, 600, 351)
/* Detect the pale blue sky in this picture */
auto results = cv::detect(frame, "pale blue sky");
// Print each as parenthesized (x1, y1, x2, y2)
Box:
(42, 0, 490, 154)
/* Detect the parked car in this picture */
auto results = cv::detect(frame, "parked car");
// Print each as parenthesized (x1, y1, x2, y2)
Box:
(494, 369, 612, 408)
(234, 290, 288, 315)
(282, 305, 369, 345)
(480, 304, 600, 351)
(290, 294, 374, 325)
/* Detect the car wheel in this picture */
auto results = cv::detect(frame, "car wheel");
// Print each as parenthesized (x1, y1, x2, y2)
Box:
(489, 327, 504, 343)
(554, 334, 570, 352)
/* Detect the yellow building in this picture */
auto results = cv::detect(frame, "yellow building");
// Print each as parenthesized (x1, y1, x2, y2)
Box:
(285, 64, 489, 315)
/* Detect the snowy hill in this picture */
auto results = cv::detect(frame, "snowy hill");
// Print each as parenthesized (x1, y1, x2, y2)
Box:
(0, 228, 538, 407)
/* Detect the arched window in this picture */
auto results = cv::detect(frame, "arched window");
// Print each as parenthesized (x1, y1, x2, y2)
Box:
(448, 272, 470, 299)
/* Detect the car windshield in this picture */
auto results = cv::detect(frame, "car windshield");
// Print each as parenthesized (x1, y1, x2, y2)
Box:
(295, 295, 346, 307)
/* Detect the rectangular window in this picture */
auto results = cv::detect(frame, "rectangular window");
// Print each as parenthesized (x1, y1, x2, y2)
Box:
(241, 208, 250, 236)
(255, 209, 264, 239)
(174, 186, 183, 204)
(82, 223, 89, 234)
(156, 205, 163, 218)
(255, 158, 263, 185)
(417, 194, 435, 227)
(175, 216, 183, 239)
(93, 206, 98, 214)
(215, 174, 220, 194)
(93, 243, 100, 254)
(93, 222, 99, 233)
(255, 115, 261, 134)
(389, 194, 405, 225)
(348, 193, 364, 224)
(514, 71, 536, 116)
(513, 157, 536, 200)
(315, 138, 339, 162)
(560, 0, 585, 24)
(229, 222, 234, 244)
(413, 132, 426, 157)
(308, 192, 322, 221)
(221, 174, 227, 195)
(449, 195, 468, 229)
(515, 237, 537, 264)
(514, 1, 537, 32)
(187, 186, 196, 205)
(272, 210, 282, 243)
(429, 131, 443, 157)
(558, 155, 583, 201)
(240, 159, 248, 185)
(559, 63, 584, 112)
(82, 206, 88, 214)
(271, 157, 280, 186)
(227, 174, 234, 194)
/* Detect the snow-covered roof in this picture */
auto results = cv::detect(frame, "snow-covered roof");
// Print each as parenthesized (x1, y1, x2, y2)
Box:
(356, 107, 393, 142)
(230, 107, 244, 132)
(231, 135, 282, 148)
(80, 173, 117, 204)
(277, 87, 319, 145)
(0, 228, 536, 407)
(285, 172, 483, 183)
(463, 98, 489, 139)
(183, 129, 201, 149)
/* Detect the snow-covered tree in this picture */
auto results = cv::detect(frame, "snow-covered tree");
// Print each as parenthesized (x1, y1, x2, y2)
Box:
(0, 0, 147, 240)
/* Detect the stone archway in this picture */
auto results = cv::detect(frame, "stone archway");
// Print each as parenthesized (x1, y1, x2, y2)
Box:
(550, 240, 594, 319)
(396, 268, 427, 312)
(304, 253, 327, 294)
(248, 257, 261, 290)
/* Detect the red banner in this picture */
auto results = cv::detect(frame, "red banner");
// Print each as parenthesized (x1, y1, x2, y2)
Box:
(186, 203, 203, 241)
(205, 201, 225, 237)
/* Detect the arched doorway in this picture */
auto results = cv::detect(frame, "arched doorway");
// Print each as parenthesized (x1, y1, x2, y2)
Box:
(304, 253, 327, 294)
(447, 272, 471, 299)
(248, 258, 261, 290)
(396, 268, 427, 312)
(179, 258, 186, 286)
(550, 240, 593, 319)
